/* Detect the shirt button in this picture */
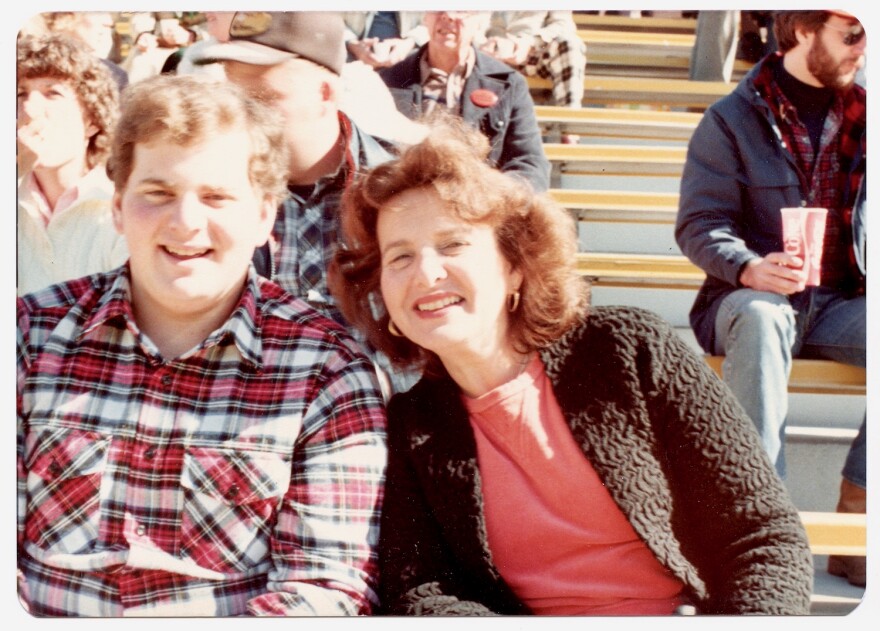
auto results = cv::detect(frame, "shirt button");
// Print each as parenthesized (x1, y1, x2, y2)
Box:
(225, 485, 240, 500)
(136, 525, 146, 536)
(161, 374, 172, 387)
(48, 460, 62, 476)
(144, 446, 157, 460)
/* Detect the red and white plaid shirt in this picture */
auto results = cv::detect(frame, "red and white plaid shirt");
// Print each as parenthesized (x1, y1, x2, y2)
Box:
(17, 266, 387, 616)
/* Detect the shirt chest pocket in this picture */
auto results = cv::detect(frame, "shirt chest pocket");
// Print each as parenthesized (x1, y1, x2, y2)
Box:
(179, 447, 291, 573)
(24, 427, 110, 554)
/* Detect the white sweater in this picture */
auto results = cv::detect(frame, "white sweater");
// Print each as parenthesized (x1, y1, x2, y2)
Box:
(17, 167, 128, 296)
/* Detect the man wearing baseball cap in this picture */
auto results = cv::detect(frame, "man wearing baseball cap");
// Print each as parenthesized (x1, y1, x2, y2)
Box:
(676, 10, 866, 587)
(194, 13, 404, 334)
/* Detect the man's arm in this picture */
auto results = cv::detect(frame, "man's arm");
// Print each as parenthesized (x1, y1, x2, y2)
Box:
(676, 110, 806, 293)
(247, 345, 386, 616)
(675, 110, 761, 286)
(496, 72, 551, 192)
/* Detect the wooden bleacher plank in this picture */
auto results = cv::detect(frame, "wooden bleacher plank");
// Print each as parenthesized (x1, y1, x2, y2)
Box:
(800, 511, 867, 556)
(528, 75, 733, 109)
(706, 356, 867, 396)
(550, 189, 678, 224)
(579, 29, 695, 48)
(573, 252, 867, 395)
(535, 105, 700, 141)
(545, 143, 687, 177)
(573, 13, 697, 34)
(577, 30, 753, 76)
(575, 252, 702, 288)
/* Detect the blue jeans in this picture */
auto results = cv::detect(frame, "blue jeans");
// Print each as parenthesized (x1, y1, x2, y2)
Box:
(713, 287, 866, 482)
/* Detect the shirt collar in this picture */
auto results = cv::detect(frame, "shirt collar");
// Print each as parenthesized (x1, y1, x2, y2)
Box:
(418, 45, 476, 84)
(23, 166, 109, 225)
(79, 265, 266, 368)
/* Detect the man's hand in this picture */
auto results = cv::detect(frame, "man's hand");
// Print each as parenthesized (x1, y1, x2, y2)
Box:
(480, 36, 531, 66)
(346, 38, 384, 68)
(739, 252, 807, 295)
(347, 38, 415, 69)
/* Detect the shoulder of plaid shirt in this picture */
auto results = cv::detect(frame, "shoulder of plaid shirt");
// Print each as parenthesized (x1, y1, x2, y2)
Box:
(16, 265, 387, 616)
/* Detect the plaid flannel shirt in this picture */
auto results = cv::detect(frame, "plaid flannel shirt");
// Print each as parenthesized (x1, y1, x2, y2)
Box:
(17, 266, 387, 616)
(269, 114, 393, 325)
(754, 53, 867, 293)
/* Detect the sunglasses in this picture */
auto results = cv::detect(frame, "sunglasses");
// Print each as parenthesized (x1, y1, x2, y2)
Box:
(822, 21, 866, 46)
(228, 12, 273, 38)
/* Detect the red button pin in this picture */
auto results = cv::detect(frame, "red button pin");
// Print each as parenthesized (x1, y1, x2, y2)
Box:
(470, 89, 498, 108)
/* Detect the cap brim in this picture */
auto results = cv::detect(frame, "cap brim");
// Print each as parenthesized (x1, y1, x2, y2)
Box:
(190, 40, 295, 66)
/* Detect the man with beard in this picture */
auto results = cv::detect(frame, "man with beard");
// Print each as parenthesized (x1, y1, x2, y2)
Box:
(676, 10, 866, 586)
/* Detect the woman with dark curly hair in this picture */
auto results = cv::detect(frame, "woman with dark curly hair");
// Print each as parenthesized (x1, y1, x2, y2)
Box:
(331, 119, 813, 616)
(17, 33, 126, 296)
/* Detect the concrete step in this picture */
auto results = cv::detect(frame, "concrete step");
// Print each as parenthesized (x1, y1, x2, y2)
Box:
(811, 556, 865, 615)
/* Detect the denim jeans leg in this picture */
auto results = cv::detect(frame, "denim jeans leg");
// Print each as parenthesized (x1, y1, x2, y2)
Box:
(842, 417, 867, 489)
(714, 290, 797, 478)
(800, 292, 866, 487)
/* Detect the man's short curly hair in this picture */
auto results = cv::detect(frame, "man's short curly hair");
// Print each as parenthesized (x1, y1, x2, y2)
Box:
(17, 33, 119, 169)
(331, 116, 589, 375)
(106, 74, 289, 202)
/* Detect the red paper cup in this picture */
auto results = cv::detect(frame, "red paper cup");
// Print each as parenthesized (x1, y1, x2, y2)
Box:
(780, 207, 827, 286)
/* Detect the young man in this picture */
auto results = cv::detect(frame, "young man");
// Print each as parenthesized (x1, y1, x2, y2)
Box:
(379, 11, 551, 192)
(17, 75, 387, 616)
(17, 33, 128, 296)
(675, 10, 866, 586)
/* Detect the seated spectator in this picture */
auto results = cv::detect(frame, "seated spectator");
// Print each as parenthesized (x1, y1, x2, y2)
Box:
(330, 119, 813, 616)
(379, 11, 550, 192)
(675, 10, 866, 586)
(480, 12, 585, 111)
(17, 33, 127, 296)
(174, 11, 234, 80)
(122, 15, 191, 83)
(186, 11, 426, 146)
(342, 11, 427, 69)
(41, 11, 128, 90)
(17, 74, 387, 616)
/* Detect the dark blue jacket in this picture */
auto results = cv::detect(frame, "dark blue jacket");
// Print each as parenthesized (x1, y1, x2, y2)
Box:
(379, 46, 550, 192)
(675, 55, 866, 353)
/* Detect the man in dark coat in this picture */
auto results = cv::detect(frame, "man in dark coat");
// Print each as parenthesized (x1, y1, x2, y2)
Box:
(675, 10, 866, 587)
(380, 11, 550, 192)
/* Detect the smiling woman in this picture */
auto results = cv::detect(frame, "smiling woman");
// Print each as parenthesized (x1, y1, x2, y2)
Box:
(329, 118, 814, 616)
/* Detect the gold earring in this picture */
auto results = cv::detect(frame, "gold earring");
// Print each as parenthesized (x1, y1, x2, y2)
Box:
(507, 290, 521, 313)
(388, 320, 404, 337)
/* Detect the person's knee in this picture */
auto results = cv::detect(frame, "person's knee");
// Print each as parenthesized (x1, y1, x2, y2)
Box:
(732, 296, 794, 335)
(718, 292, 796, 353)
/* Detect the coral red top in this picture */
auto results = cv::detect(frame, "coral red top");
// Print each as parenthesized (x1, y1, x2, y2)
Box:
(464, 355, 685, 615)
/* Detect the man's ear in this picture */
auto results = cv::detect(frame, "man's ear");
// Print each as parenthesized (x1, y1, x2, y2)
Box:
(111, 191, 124, 235)
(794, 23, 816, 47)
(254, 195, 278, 247)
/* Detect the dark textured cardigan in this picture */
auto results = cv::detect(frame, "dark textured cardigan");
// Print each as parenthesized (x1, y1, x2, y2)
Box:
(379, 306, 813, 615)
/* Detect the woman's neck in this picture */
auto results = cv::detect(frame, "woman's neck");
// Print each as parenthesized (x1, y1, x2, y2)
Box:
(442, 345, 532, 399)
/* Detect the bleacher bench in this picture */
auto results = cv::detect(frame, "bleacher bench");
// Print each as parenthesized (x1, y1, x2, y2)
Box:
(528, 75, 733, 110)
(574, 29, 753, 79)
(535, 105, 700, 142)
(545, 143, 687, 177)
(573, 13, 697, 34)
(801, 511, 866, 556)
(550, 188, 678, 224)
(574, 252, 867, 396)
